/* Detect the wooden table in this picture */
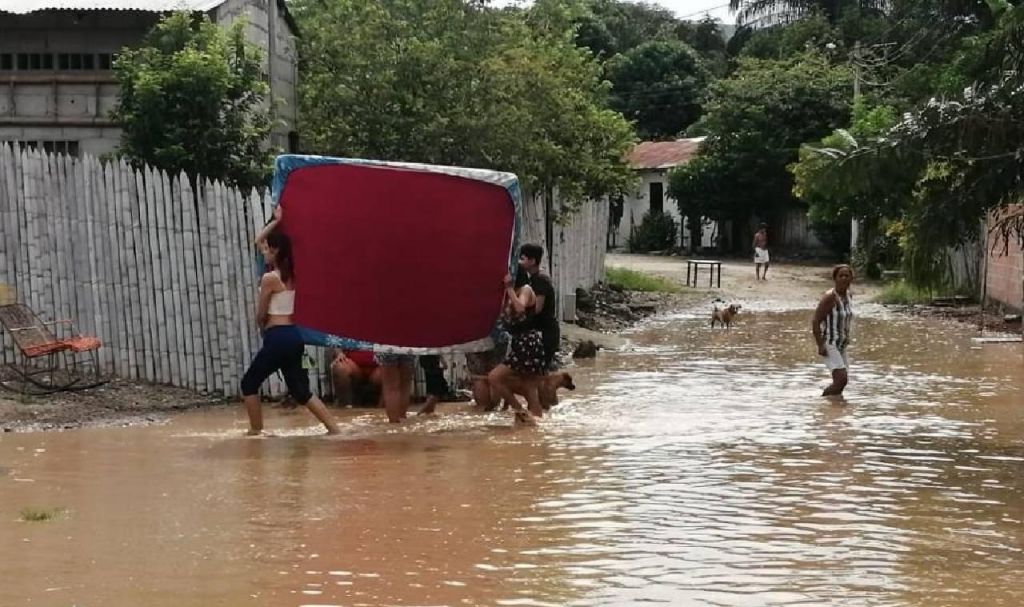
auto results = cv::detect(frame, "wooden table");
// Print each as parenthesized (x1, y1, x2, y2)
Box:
(685, 259, 722, 288)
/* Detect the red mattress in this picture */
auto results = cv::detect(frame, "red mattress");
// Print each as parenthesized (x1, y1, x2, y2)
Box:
(275, 160, 518, 350)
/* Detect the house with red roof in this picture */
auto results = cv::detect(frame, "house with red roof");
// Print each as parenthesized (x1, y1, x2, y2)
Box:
(614, 137, 717, 251)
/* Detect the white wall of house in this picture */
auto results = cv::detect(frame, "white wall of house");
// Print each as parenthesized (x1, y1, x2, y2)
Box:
(614, 169, 716, 251)
(617, 170, 678, 246)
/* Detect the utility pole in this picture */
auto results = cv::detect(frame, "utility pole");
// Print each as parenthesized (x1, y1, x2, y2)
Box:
(852, 41, 862, 100)
(849, 41, 862, 255)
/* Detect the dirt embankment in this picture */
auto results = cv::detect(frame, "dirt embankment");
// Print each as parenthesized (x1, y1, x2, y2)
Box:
(0, 379, 226, 433)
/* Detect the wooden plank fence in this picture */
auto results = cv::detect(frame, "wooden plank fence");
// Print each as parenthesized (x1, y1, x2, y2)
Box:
(521, 190, 610, 321)
(0, 145, 609, 397)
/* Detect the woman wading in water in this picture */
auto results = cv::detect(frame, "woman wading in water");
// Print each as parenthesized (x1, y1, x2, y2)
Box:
(240, 206, 340, 435)
(812, 264, 854, 397)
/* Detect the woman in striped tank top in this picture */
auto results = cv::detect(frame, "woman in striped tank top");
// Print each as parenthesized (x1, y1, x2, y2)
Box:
(812, 264, 854, 396)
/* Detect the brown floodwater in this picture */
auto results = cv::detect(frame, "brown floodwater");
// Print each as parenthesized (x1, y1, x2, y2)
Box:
(1, 302, 1022, 607)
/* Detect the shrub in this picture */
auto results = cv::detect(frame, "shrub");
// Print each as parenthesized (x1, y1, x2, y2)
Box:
(628, 211, 678, 252)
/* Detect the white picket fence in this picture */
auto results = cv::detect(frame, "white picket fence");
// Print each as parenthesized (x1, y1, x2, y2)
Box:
(0, 143, 274, 395)
(0, 144, 608, 396)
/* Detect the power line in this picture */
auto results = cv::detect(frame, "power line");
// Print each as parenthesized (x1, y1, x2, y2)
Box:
(675, 3, 732, 22)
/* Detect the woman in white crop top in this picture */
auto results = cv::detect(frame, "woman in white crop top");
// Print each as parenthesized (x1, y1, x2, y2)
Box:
(238, 205, 339, 436)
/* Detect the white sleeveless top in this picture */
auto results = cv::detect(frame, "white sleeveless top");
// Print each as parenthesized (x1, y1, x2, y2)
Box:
(266, 271, 295, 315)
(820, 289, 853, 350)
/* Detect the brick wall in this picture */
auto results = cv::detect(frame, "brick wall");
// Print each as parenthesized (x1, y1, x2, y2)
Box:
(986, 210, 1024, 311)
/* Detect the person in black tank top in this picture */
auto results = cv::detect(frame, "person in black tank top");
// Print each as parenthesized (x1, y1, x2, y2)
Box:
(487, 268, 546, 421)
(518, 243, 561, 409)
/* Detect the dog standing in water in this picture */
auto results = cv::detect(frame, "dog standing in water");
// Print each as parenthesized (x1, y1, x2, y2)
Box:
(495, 371, 576, 413)
(711, 301, 741, 329)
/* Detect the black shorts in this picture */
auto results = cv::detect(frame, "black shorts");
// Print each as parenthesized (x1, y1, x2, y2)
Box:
(419, 355, 449, 398)
(240, 325, 312, 404)
(540, 322, 560, 370)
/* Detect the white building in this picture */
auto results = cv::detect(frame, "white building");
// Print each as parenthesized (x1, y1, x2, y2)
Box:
(613, 137, 717, 252)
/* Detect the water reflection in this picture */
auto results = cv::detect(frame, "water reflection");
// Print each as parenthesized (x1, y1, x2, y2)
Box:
(0, 306, 1021, 606)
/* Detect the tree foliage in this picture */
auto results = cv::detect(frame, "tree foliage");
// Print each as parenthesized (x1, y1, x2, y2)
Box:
(569, 1, 725, 138)
(791, 100, 903, 225)
(668, 52, 852, 250)
(112, 12, 272, 190)
(606, 40, 710, 138)
(793, 0, 1024, 282)
(295, 0, 636, 207)
(574, 0, 680, 58)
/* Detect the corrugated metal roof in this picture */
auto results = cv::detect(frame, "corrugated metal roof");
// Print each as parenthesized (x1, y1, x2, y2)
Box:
(1, 1, 229, 15)
(628, 137, 705, 170)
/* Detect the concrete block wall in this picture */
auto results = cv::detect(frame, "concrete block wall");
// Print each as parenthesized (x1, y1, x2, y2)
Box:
(0, 11, 144, 152)
(214, 0, 299, 151)
(0, 11, 158, 52)
(986, 239, 1023, 312)
(0, 2, 298, 155)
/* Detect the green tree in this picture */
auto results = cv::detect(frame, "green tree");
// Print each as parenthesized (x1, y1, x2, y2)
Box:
(677, 17, 729, 76)
(790, 101, 906, 268)
(112, 11, 272, 189)
(295, 0, 636, 208)
(669, 53, 852, 251)
(738, 13, 838, 59)
(791, 100, 903, 226)
(605, 40, 710, 138)
(791, 0, 1024, 283)
(574, 0, 680, 58)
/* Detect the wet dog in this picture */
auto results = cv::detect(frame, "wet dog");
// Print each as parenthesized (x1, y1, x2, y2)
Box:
(711, 302, 741, 329)
(498, 371, 576, 411)
(540, 371, 576, 409)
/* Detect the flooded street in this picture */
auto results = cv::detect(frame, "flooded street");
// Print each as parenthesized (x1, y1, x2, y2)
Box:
(1, 299, 1022, 606)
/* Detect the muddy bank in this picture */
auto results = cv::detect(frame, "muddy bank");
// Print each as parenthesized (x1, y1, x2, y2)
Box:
(0, 379, 226, 433)
(887, 303, 1023, 335)
(573, 283, 691, 333)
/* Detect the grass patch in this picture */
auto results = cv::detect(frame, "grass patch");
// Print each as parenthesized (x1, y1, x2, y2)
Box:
(20, 507, 64, 522)
(875, 280, 935, 305)
(606, 267, 681, 293)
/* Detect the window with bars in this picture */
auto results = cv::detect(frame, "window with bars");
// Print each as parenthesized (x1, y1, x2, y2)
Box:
(11, 140, 81, 157)
(0, 52, 114, 72)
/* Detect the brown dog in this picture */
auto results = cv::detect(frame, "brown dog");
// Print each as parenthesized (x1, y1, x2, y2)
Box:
(711, 303, 741, 329)
(540, 371, 576, 409)
(497, 371, 576, 412)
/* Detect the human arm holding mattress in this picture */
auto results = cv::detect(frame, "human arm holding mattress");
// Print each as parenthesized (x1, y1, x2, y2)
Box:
(255, 205, 283, 246)
(503, 274, 532, 315)
(253, 205, 284, 328)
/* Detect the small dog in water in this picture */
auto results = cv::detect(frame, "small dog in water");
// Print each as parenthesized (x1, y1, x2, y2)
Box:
(711, 301, 741, 329)
(499, 371, 576, 411)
